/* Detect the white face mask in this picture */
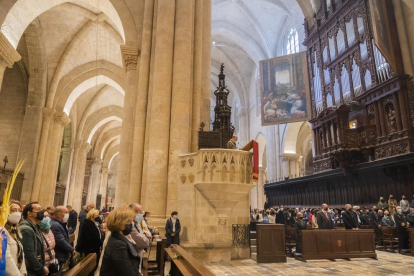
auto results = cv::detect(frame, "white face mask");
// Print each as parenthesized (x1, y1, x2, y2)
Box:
(63, 213, 69, 222)
(173, 215, 178, 219)
(8, 212, 22, 225)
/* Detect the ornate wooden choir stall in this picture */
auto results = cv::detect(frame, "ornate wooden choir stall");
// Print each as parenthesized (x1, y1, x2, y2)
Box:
(265, 0, 414, 207)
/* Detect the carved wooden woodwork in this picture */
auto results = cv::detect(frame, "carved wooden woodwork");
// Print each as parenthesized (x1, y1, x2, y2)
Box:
(199, 63, 235, 149)
(304, 0, 413, 173)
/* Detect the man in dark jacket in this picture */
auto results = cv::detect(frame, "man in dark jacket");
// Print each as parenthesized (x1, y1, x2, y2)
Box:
(394, 206, 409, 253)
(66, 204, 78, 234)
(276, 205, 286, 225)
(78, 202, 95, 234)
(165, 211, 181, 248)
(342, 204, 358, 230)
(51, 206, 75, 266)
(20, 202, 47, 276)
(317, 203, 334, 229)
(369, 206, 382, 245)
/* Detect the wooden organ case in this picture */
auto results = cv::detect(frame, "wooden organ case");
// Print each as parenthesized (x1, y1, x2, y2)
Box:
(305, 0, 414, 173)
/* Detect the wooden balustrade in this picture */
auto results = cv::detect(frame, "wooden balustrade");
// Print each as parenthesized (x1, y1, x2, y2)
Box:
(165, 245, 214, 276)
(64, 253, 96, 276)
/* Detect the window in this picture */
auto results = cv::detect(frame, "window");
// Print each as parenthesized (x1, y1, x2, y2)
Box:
(286, 28, 299, 55)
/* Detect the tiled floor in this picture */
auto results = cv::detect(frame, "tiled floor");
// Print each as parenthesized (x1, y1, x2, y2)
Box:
(205, 251, 414, 276)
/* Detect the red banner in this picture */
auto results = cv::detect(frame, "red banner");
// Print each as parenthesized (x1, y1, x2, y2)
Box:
(253, 140, 259, 182)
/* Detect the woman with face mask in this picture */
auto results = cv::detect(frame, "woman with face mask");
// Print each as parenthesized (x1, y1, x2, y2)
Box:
(3, 200, 27, 276)
(76, 209, 103, 267)
(40, 211, 59, 276)
(100, 206, 140, 276)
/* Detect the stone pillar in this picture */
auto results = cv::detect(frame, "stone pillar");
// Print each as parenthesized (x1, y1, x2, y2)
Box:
(281, 156, 289, 179)
(88, 158, 102, 204)
(201, 0, 212, 129)
(63, 148, 74, 205)
(99, 167, 110, 209)
(166, 0, 195, 214)
(257, 167, 265, 209)
(38, 112, 70, 207)
(72, 142, 91, 212)
(129, 0, 155, 204)
(393, 0, 414, 75)
(115, 46, 139, 207)
(143, 0, 176, 217)
(67, 141, 82, 206)
(0, 32, 21, 90)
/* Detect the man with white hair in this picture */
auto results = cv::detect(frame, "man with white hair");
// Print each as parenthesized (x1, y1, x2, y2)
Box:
(342, 204, 358, 230)
(227, 135, 238, 149)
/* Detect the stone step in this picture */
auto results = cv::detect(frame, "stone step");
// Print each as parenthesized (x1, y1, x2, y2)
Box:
(250, 238, 256, 246)
(251, 252, 257, 262)
(250, 245, 257, 253)
(250, 231, 256, 239)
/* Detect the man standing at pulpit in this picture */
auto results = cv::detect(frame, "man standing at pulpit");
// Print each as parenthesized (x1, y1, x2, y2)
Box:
(227, 135, 238, 149)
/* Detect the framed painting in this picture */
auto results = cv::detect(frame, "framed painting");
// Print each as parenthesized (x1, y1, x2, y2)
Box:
(259, 52, 311, 126)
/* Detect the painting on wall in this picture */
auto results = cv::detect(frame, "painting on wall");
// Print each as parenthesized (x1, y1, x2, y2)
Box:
(259, 52, 311, 126)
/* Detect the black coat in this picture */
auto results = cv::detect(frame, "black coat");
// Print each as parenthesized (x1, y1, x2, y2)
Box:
(50, 219, 74, 264)
(67, 210, 78, 229)
(316, 211, 334, 230)
(276, 210, 286, 225)
(76, 219, 103, 256)
(342, 210, 358, 229)
(20, 219, 45, 276)
(369, 211, 380, 229)
(165, 218, 181, 244)
(100, 232, 141, 276)
(394, 213, 408, 232)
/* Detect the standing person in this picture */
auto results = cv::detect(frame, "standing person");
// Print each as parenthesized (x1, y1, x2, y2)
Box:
(165, 211, 181, 248)
(342, 204, 358, 230)
(381, 210, 395, 226)
(99, 206, 141, 276)
(400, 195, 410, 214)
(388, 195, 397, 216)
(39, 211, 59, 275)
(378, 209, 384, 223)
(369, 206, 382, 246)
(276, 205, 286, 225)
(66, 205, 78, 235)
(76, 209, 103, 266)
(394, 206, 409, 253)
(226, 135, 238, 149)
(311, 210, 319, 229)
(4, 200, 27, 276)
(378, 197, 388, 211)
(78, 203, 95, 234)
(352, 206, 361, 228)
(20, 202, 48, 276)
(50, 206, 74, 267)
(129, 203, 150, 273)
(143, 212, 158, 235)
(317, 204, 334, 229)
(268, 209, 276, 224)
(294, 213, 307, 253)
(101, 206, 107, 214)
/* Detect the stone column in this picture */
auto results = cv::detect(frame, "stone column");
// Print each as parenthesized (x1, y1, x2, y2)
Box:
(88, 158, 102, 204)
(257, 167, 265, 209)
(280, 156, 290, 179)
(115, 46, 139, 207)
(63, 148, 74, 205)
(72, 142, 91, 212)
(99, 167, 110, 209)
(38, 112, 71, 207)
(201, 0, 212, 129)
(166, 0, 195, 214)
(67, 141, 82, 206)
(0, 32, 21, 90)
(129, 0, 155, 204)
(143, 0, 176, 217)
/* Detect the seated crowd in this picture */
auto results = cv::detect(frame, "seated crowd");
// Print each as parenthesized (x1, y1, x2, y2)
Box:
(251, 194, 414, 254)
(1, 200, 180, 276)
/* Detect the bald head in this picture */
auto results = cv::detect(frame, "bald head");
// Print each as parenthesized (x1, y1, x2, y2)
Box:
(129, 203, 143, 214)
(54, 206, 68, 222)
(86, 202, 95, 211)
(322, 203, 328, 211)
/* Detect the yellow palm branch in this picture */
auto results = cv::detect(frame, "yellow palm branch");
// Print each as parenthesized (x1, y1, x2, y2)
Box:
(0, 158, 26, 228)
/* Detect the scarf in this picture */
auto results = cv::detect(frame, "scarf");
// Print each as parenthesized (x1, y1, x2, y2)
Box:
(4, 223, 23, 269)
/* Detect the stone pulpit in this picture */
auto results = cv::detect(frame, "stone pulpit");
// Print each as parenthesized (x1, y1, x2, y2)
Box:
(177, 149, 254, 262)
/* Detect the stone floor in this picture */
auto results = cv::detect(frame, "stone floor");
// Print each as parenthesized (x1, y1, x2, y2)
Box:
(205, 251, 414, 276)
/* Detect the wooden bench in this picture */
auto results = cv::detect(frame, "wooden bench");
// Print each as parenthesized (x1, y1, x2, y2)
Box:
(142, 236, 166, 276)
(165, 245, 214, 276)
(381, 226, 398, 252)
(64, 253, 97, 276)
(285, 227, 296, 257)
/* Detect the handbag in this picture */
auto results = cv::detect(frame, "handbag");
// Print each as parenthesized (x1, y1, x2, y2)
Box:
(43, 237, 60, 275)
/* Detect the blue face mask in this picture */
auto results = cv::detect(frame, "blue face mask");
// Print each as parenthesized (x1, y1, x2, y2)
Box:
(40, 217, 51, 233)
(135, 214, 143, 223)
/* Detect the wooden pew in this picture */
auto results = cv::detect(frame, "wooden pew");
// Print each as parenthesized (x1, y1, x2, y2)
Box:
(165, 245, 214, 276)
(301, 229, 377, 262)
(284, 227, 296, 257)
(64, 253, 97, 276)
(381, 226, 398, 252)
(255, 224, 286, 263)
(147, 236, 166, 276)
(408, 228, 414, 256)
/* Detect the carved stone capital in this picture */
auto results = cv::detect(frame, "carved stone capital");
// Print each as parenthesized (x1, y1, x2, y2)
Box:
(279, 153, 299, 161)
(120, 46, 139, 71)
(101, 167, 110, 175)
(0, 33, 21, 68)
(54, 111, 71, 127)
(94, 158, 103, 165)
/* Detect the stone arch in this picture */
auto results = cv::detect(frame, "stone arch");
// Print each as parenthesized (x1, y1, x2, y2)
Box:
(282, 122, 306, 154)
(255, 132, 267, 167)
(0, 0, 139, 49)
(52, 61, 126, 112)
(103, 144, 120, 168)
(80, 105, 123, 142)
(94, 126, 121, 158)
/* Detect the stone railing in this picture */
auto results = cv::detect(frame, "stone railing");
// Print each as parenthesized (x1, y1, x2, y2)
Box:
(178, 149, 253, 185)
